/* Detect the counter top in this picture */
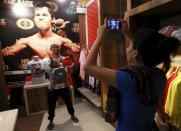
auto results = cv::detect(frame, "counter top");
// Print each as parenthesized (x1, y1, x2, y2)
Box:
(23, 81, 49, 115)
(4, 70, 31, 75)
(0, 109, 18, 131)
(24, 81, 49, 89)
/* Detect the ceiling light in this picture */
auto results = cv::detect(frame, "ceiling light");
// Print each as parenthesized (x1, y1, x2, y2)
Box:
(12, 4, 29, 17)
(58, 0, 67, 3)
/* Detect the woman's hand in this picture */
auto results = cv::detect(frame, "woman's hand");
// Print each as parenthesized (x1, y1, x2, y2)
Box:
(95, 19, 107, 43)
(120, 20, 129, 36)
(120, 20, 132, 42)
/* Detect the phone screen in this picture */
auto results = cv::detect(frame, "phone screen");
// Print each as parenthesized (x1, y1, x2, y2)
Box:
(107, 19, 121, 31)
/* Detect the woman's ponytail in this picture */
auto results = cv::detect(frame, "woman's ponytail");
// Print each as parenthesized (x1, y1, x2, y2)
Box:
(156, 37, 179, 72)
(133, 29, 179, 70)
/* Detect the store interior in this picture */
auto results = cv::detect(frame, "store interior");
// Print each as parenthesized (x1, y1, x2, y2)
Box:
(0, 0, 181, 131)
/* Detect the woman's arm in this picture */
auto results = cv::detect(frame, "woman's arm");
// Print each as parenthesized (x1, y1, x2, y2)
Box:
(121, 20, 133, 45)
(84, 21, 117, 87)
(84, 20, 132, 88)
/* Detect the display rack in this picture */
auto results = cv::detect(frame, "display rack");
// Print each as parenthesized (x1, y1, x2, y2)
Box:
(126, 0, 181, 17)
(78, 87, 101, 108)
(126, 0, 181, 32)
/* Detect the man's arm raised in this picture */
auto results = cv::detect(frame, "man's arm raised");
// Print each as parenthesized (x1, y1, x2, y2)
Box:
(2, 38, 28, 56)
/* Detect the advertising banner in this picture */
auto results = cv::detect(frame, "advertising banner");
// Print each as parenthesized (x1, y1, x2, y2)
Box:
(0, 0, 80, 71)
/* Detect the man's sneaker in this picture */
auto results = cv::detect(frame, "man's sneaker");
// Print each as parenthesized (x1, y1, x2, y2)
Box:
(71, 116, 79, 123)
(47, 121, 54, 130)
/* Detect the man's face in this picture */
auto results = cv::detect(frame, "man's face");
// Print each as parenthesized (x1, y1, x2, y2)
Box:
(51, 46, 60, 54)
(34, 7, 52, 30)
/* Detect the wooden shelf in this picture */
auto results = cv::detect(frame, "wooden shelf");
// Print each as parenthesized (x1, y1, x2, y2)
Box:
(125, 0, 181, 18)
(78, 87, 101, 108)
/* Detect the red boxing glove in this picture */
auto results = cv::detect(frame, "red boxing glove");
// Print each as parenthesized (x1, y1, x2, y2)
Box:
(62, 56, 73, 67)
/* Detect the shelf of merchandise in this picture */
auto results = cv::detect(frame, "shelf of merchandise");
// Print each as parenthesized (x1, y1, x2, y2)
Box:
(125, 0, 181, 18)
(78, 87, 101, 108)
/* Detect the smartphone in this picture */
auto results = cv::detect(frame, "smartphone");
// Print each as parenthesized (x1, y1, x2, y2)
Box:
(106, 19, 121, 31)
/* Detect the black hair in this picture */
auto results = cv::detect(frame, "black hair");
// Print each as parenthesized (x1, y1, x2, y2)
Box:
(133, 29, 179, 72)
(34, 2, 53, 18)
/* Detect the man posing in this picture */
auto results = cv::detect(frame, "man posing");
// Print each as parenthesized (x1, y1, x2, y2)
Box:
(44, 43, 79, 130)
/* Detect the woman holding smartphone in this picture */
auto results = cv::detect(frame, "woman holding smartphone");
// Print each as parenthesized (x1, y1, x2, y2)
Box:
(84, 20, 179, 131)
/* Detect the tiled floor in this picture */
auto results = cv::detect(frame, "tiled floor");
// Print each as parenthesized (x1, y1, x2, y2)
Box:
(40, 99, 115, 131)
